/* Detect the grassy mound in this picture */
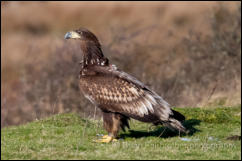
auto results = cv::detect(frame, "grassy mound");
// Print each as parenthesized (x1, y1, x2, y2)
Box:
(1, 106, 241, 159)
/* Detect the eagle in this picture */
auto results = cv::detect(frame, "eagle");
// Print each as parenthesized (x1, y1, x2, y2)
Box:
(64, 28, 186, 143)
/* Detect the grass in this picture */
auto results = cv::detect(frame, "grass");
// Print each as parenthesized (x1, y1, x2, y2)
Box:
(1, 106, 241, 160)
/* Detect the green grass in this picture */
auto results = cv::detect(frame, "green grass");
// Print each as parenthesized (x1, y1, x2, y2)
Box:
(1, 106, 241, 160)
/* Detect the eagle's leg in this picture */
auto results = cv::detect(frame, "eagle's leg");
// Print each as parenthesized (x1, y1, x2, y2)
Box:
(94, 112, 120, 143)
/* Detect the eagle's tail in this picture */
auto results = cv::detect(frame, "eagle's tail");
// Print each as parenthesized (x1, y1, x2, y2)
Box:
(163, 109, 187, 133)
(164, 118, 187, 133)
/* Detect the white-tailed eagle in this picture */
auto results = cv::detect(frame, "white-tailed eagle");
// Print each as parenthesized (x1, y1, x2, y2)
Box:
(64, 28, 186, 143)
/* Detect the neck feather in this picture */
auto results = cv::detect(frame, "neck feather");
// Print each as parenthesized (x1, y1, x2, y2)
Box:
(80, 41, 109, 67)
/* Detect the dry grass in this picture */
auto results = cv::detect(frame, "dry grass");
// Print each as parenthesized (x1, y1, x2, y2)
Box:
(1, 1, 241, 126)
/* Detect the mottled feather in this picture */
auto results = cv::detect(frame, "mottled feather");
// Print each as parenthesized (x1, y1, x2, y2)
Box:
(80, 65, 172, 120)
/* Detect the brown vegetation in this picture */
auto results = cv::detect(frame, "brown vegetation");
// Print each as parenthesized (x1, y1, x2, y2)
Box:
(1, 1, 241, 127)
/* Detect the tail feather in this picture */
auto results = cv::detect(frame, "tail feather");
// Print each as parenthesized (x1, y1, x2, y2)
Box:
(171, 109, 186, 122)
(163, 109, 187, 133)
(165, 118, 187, 133)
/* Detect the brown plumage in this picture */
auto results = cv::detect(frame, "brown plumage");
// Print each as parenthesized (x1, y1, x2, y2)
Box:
(64, 28, 186, 142)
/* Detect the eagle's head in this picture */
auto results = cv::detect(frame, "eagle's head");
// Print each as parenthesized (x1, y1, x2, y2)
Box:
(64, 28, 99, 44)
(64, 27, 108, 67)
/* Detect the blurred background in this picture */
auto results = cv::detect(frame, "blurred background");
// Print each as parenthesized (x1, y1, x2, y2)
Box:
(1, 1, 241, 127)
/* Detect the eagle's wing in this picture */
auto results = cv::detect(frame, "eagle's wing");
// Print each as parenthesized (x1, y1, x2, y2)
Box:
(80, 65, 172, 120)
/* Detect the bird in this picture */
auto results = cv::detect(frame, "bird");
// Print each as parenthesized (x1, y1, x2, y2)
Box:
(64, 27, 186, 143)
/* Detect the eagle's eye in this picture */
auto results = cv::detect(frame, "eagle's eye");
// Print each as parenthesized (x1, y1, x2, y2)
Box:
(78, 31, 85, 37)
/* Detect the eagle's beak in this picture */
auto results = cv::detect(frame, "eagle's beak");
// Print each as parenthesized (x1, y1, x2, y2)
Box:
(64, 31, 81, 39)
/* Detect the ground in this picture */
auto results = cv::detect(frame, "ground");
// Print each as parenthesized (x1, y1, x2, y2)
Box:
(1, 106, 241, 160)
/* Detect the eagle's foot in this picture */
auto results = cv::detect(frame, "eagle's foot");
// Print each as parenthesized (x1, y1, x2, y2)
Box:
(94, 135, 117, 143)
(102, 135, 109, 139)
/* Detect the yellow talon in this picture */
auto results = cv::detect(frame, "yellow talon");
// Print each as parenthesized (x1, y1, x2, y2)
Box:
(102, 135, 109, 139)
(93, 135, 118, 143)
